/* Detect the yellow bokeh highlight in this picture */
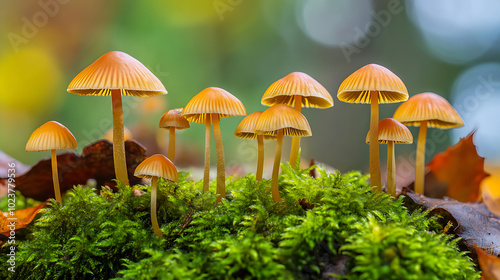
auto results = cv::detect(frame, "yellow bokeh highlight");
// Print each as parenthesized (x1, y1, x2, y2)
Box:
(152, 0, 220, 26)
(0, 47, 63, 116)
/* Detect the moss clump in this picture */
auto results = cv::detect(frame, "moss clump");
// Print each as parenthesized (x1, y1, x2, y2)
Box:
(0, 166, 479, 279)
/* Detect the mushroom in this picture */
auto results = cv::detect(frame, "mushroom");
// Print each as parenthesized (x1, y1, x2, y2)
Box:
(255, 104, 311, 202)
(159, 108, 190, 163)
(26, 121, 77, 204)
(67, 51, 167, 187)
(393, 92, 463, 194)
(182, 87, 246, 203)
(103, 126, 133, 142)
(261, 72, 333, 167)
(366, 118, 413, 196)
(134, 154, 178, 237)
(234, 111, 276, 181)
(337, 64, 408, 191)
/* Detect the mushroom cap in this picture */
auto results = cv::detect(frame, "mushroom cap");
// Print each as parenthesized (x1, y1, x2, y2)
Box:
(234, 111, 277, 140)
(393, 92, 464, 128)
(134, 154, 178, 182)
(103, 127, 133, 142)
(67, 51, 167, 97)
(366, 118, 413, 144)
(26, 121, 77, 151)
(337, 64, 408, 104)
(182, 87, 246, 124)
(159, 108, 190, 130)
(261, 72, 333, 108)
(255, 104, 312, 137)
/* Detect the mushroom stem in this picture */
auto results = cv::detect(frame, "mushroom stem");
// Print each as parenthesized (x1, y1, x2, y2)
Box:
(51, 149, 62, 204)
(256, 135, 264, 181)
(167, 127, 176, 162)
(272, 129, 284, 202)
(370, 91, 381, 191)
(203, 116, 211, 192)
(212, 114, 226, 203)
(387, 141, 396, 197)
(150, 177, 162, 237)
(289, 96, 302, 169)
(415, 121, 428, 194)
(111, 89, 130, 187)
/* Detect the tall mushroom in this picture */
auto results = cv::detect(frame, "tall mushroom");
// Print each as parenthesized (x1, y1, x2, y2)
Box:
(261, 72, 333, 168)
(393, 92, 463, 194)
(337, 64, 408, 192)
(255, 104, 311, 202)
(366, 118, 413, 196)
(159, 108, 190, 163)
(26, 121, 77, 204)
(134, 154, 178, 237)
(182, 87, 246, 202)
(67, 51, 167, 187)
(234, 111, 276, 181)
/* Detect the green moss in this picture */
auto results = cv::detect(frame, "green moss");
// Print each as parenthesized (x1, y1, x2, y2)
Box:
(0, 167, 479, 279)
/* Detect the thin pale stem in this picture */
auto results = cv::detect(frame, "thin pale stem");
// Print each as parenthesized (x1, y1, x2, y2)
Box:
(203, 116, 211, 192)
(370, 91, 381, 191)
(387, 141, 396, 197)
(111, 89, 130, 186)
(272, 129, 284, 202)
(213, 114, 226, 204)
(150, 177, 162, 237)
(51, 149, 62, 204)
(168, 127, 176, 162)
(289, 95, 302, 169)
(256, 135, 264, 181)
(415, 121, 428, 194)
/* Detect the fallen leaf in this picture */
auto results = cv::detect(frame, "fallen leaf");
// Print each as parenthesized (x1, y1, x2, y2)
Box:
(476, 245, 500, 280)
(401, 188, 500, 256)
(426, 131, 489, 202)
(0, 140, 147, 201)
(482, 174, 500, 217)
(0, 202, 47, 237)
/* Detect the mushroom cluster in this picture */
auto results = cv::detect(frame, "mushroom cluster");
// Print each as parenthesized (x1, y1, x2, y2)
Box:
(22, 50, 465, 235)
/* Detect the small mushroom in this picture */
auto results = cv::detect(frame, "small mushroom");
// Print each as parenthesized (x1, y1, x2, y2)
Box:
(26, 121, 77, 204)
(255, 104, 311, 202)
(393, 92, 464, 194)
(234, 111, 276, 181)
(68, 51, 167, 187)
(159, 108, 190, 163)
(366, 118, 413, 196)
(338, 64, 408, 191)
(262, 72, 333, 167)
(182, 87, 246, 203)
(134, 154, 178, 237)
(103, 126, 133, 142)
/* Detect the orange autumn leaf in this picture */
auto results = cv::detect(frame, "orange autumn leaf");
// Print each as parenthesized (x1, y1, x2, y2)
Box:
(0, 202, 46, 236)
(427, 131, 489, 202)
(477, 245, 500, 280)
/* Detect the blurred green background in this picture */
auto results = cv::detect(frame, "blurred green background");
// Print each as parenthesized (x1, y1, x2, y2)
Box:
(1, 0, 500, 182)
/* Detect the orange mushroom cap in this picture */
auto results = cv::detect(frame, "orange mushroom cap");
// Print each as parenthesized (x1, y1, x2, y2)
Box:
(255, 104, 312, 137)
(103, 127, 133, 142)
(67, 51, 167, 97)
(26, 121, 77, 151)
(134, 154, 178, 182)
(261, 72, 333, 108)
(182, 87, 246, 124)
(337, 64, 408, 104)
(393, 92, 464, 129)
(159, 108, 190, 130)
(366, 118, 413, 144)
(234, 111, 276, 140)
